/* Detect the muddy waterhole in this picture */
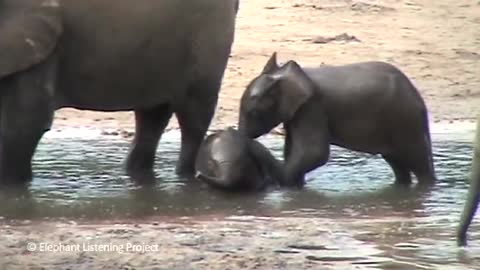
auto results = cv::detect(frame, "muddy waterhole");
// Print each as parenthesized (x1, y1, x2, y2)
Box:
(0, 127, 479, 268)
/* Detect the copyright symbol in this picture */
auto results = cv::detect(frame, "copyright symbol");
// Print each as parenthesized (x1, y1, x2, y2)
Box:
(26, 242, 37, 252)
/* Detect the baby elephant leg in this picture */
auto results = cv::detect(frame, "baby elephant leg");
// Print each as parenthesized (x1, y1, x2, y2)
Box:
(382, 155, 412, 185)
(407, 137, 436, 186)
(385, 130, 435, 186)
(283, 122, 330, 187)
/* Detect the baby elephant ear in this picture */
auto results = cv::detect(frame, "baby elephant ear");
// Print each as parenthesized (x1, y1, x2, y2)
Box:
(0, 0, 63, 79)
(261, 52, 279, 74)
(278, 61, 314, 121)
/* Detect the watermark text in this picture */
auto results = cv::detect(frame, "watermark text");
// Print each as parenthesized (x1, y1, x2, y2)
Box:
(26, 242, 159, 253)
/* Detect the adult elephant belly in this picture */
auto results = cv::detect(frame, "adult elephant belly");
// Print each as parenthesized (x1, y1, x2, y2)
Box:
(55, 0, 213, 111)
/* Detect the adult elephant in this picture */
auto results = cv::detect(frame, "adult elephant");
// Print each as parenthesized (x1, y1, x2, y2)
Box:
(457, 117, 480, 246)
(238, 53, 436, 187)
(0, 0, 238, 185)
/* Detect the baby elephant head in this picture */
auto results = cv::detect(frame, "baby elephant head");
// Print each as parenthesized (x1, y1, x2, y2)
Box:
(238, 52, 314, 138)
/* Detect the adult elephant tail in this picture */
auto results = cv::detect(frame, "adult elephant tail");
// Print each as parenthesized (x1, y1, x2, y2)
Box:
(457, 116, 480, 246)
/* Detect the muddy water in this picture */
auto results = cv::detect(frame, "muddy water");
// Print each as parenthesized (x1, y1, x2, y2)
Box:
(0, 127, 479, 268)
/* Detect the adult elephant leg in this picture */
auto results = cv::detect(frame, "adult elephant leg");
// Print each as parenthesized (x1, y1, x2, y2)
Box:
(0, 63, 55, 185)
(175, 80, 219, 177)
(0, 116, 46, 185)
(382, 155, 412, 185)
(125, 104, 172, 183)
(457, 117, 480, 246)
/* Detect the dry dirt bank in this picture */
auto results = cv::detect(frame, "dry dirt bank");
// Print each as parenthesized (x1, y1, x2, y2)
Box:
(53, 0, 480, 132)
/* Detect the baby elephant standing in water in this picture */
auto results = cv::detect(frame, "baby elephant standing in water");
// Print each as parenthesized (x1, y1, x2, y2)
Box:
(195, 128, 284, 192)
(238, 53, 436, 187)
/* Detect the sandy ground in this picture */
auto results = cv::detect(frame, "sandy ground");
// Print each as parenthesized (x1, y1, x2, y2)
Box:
(52, 0, 480, 132)
(2, 215, 478, 270)
(1, 217, 379, 270)
(1, 0, 480, 269)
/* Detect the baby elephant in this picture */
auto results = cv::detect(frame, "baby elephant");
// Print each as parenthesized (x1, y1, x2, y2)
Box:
(238, 53, 436, 187)
(195, 127, 284, 192)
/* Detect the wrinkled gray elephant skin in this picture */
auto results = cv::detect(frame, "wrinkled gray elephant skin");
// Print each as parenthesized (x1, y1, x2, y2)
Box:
(195, 127, 283, 192)
(457, 117, 480, 246)
(0, 0, 238, 185)
(238, 53, 436, 188)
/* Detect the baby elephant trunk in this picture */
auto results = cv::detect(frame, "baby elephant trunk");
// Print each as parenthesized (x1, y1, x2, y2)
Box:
(197, 160, 245, 191)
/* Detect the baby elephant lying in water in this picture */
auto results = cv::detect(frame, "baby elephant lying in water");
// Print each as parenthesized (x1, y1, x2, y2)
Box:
(195, 128, 284, 192)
